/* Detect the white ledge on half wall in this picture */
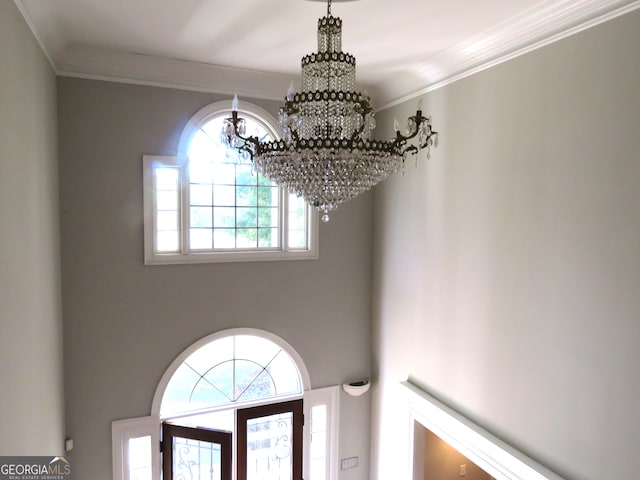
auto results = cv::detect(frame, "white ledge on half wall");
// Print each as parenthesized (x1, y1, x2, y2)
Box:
(402, 381, 565, 480)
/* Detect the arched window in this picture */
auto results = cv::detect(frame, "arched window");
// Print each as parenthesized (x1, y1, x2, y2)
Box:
(156, 330, 308, 417)
(143, 100, 318, 265)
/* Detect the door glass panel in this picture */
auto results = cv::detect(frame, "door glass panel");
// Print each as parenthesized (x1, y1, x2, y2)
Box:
(245, 411, 293, 480)
(163, 423, 231, 480)
(172, 436, 222, 480)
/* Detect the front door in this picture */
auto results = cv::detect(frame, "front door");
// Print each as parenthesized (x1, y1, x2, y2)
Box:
(237, 399, 303, 480)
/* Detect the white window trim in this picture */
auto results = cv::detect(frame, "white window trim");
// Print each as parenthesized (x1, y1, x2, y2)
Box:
(304, 385, 340, 480)
(143, 99, 319, 265)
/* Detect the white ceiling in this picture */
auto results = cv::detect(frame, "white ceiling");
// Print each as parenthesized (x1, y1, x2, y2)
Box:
(14, 0, 639, 108)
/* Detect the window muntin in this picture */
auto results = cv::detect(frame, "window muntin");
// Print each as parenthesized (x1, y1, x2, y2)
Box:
(144, 101, 317, 265)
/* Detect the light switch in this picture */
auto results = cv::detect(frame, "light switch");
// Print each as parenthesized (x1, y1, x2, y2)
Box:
(341, 457, 358, 470)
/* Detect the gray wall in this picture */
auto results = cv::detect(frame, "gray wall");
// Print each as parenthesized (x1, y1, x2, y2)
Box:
(57, 78, 373, 479)
(0, 0, 64, 455)
(371, 9, 640, 480)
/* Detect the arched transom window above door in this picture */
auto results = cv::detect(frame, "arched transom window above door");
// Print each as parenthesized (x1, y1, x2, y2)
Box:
(157, 331, 307, 417)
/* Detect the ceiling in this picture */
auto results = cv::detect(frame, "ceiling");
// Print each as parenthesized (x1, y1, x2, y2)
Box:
(14, 0, 639, 108)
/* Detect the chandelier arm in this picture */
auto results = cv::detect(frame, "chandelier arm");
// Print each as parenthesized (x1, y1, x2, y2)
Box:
(227, 111, 262, 159)
(389, 110, 438, 156)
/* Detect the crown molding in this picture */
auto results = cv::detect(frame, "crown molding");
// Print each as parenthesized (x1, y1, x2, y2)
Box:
(15, 0, 640, 105)
(56, 46, 293, 101)
(373, 0, 640, 110)
(12, 0, 58, 70)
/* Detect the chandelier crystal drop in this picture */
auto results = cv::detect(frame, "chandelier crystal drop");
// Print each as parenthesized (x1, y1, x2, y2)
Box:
(223, 0, 438, 222)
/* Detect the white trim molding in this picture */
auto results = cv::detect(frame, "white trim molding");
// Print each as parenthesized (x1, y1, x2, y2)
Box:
(15, 0, 640, 105)
(374, 0, 640, 109)
(55, 45, 292, 101)
(402, 381, 564, 480)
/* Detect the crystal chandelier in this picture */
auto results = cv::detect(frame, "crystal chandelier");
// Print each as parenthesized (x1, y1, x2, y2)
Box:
(223, 0, 438, 222)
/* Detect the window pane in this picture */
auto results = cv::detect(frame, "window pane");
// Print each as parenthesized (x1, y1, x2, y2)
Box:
(191, 207, 212, 228)
(186, 337, 234, 373)
(190, 228, 213, 249)
(237, 185, 257, 207)
(236, 165, 255, 186)
(237, 229, 257, 248)
(235, 361, 275, 401)
(212, 163, 236, 185)
(194, 361, 234, 404)
(190, 130, 216, 163)
(257, 174, 273, 187)
(258, 208, 278, 228)
(129, 436, 152, 480)
(157, 211, 178, 231)
(189, 161, 215, 184)
(288, 192, 308, 249)
(213, 207, 235, 228)
(288, 230, 305, 250)
(267, 352, 301, 396)
(155, 168, 178, 190)
(157, 230, 179, 252)
(190, 184, 213, 206)
(310, 405, 327, 480)
(258, 187, 278, 207)
(237, 208, 257, 228)
(162, 364, 206, 414)
(157, 191, 178, 210)
(288, 194, 306, 230)
(234, 336, 281, 365)
(258, 228, 278, 248)
(213, 229, 236, 248)
(213, 185, 236, 206)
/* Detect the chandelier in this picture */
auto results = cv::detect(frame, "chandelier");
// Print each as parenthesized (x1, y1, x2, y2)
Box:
(223, 0, 438, 222)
